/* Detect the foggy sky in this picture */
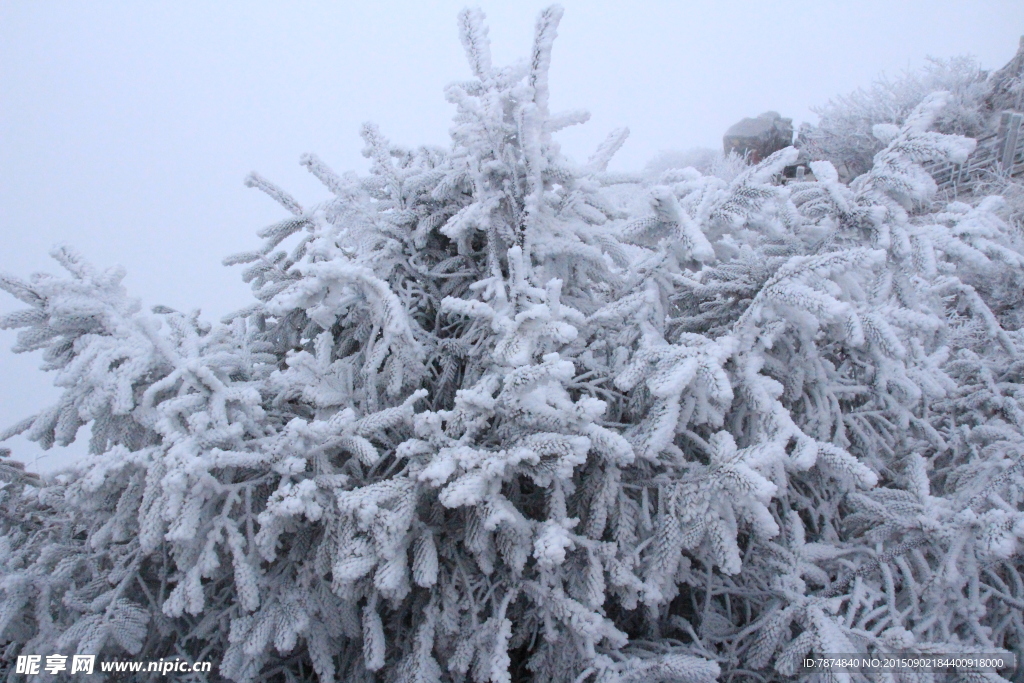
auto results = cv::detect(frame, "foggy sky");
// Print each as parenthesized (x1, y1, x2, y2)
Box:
(2, 0, 1023, 473)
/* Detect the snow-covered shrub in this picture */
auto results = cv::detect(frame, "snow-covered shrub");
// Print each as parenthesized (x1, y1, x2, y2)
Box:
(801, 56, 991, 181)
(2, 7, 1023, 683)
(644, 148, 750, 184)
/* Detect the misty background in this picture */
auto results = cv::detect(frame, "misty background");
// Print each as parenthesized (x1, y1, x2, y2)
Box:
(2, 0, 1023, 473)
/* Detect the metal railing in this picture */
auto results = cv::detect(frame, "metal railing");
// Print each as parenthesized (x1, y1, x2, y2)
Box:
(923, 111, 1024, 199)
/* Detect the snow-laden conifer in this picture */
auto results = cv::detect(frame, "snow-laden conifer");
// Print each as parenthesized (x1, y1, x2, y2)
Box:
(2, 7, 1024, 683)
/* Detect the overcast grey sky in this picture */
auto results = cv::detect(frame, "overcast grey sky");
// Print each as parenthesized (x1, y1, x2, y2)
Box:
(2, 0, 1023, 473)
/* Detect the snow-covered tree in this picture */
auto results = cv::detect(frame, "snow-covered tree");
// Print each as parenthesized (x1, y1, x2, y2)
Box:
(2, 8, 1023, 683)
(800, 56, 991, 182)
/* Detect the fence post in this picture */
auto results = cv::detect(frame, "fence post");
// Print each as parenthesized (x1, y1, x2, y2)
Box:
(1001, 113, 1022, 172)
(996, 111, 1012, 167)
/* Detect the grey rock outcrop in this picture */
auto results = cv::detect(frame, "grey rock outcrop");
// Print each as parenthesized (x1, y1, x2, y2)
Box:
(723, 111, 794, 163)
